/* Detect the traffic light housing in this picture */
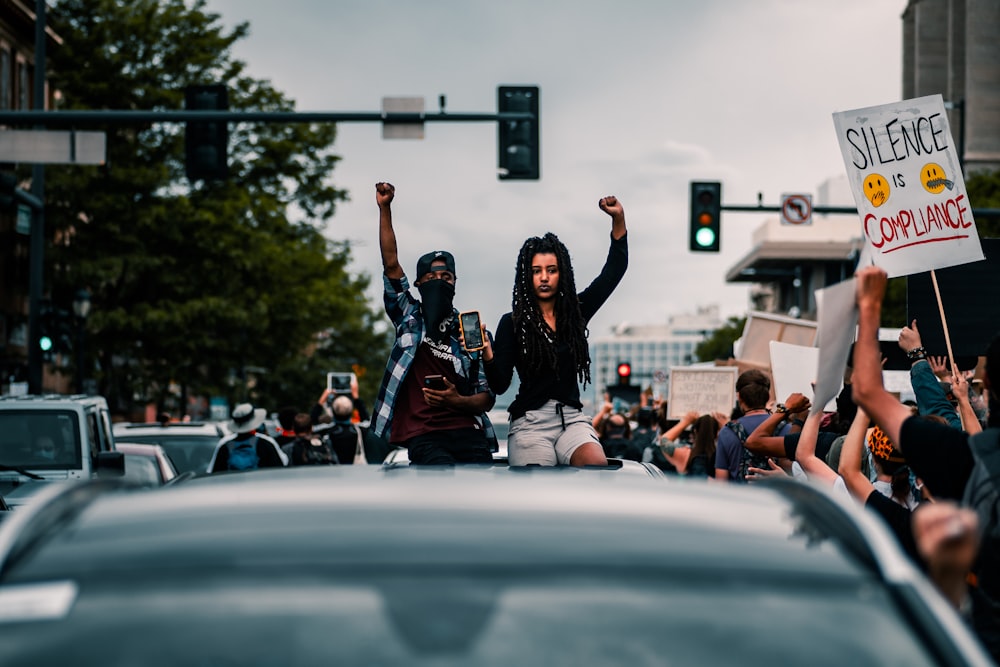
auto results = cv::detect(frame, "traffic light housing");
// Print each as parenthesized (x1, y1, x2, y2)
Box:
(184, 84, 229, 181)
(38, 304, 55, 362)
(616, 361, 632, 386)
(498, 86, 539, 180)
(689, 181, 721, 252)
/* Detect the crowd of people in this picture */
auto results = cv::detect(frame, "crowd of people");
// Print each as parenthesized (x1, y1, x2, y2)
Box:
(204, 181, 998, 660)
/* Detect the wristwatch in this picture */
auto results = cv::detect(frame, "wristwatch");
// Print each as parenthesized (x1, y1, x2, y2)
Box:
(774, 404, 788, 414)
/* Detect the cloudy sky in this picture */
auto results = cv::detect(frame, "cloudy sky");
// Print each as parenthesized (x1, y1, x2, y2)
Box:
(205, 0, 905, 340)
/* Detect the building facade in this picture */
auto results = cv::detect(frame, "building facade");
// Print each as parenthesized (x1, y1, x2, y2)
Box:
(589, 305, 725, 408)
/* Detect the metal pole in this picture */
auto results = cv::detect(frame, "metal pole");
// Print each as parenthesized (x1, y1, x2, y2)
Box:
(27, 0, 47, 393)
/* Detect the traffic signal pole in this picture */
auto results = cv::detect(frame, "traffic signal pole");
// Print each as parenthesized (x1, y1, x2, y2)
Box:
(1, 88, 539, 393)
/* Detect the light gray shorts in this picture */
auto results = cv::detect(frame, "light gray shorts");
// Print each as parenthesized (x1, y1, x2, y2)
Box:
(507, 400, 601, 466)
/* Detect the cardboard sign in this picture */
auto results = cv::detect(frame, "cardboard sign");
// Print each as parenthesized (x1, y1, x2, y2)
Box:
(667, 367, 738, 419)
(736, 311, 817, 369)
(833, 94, 984, 278)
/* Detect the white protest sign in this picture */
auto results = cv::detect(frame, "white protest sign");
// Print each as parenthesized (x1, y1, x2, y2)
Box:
(769, 341, 838, 412)
(833, 94, 984, 278)
(667, 367, 738, 419)
(812, 279, 858, 416)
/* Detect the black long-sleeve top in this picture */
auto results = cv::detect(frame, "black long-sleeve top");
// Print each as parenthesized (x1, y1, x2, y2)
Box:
(486, 233, 627, 420)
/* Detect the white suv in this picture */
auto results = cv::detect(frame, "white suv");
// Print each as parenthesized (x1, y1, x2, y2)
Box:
(0, 394, 122, 509)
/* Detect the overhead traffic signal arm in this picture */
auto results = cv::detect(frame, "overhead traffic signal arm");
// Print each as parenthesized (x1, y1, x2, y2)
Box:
(689, 181, 722, 252)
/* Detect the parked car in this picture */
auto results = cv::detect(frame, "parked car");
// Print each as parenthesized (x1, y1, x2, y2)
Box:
(0, 469, 990, 666)
(0, 394, 122, 510)
(111, 421, 227, 475)
(114, 442, 179, 487)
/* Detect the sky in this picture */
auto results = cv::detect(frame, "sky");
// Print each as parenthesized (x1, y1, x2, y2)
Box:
(204, 0, 906, 341)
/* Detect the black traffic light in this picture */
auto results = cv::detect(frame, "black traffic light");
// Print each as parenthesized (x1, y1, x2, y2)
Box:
(184, 84, 229, 181)
(0, 171, 17, 211)
(498, 86, 539, 180)
(689, 181, 722, 252)
(616, 361, 632, 386)
(38, 304, 55, 362)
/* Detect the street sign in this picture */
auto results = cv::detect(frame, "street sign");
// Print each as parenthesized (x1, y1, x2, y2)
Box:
(382, 97, 425, 139)
(780, 193, 812, 225)
(0, 130, 106, 165)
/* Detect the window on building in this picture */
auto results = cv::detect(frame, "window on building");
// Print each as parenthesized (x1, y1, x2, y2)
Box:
(0, 47, 10, 110)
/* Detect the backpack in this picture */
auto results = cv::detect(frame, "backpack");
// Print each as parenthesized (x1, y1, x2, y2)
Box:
(324, 422, 366, 465)
(727, 420, 770, 483)
(300, 437, 337, 465)
(227, 435, 260, 471)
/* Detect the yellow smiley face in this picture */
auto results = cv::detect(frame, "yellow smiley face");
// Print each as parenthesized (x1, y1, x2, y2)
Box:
(921, 163, 952, 194)
(863, 173, 890, 207)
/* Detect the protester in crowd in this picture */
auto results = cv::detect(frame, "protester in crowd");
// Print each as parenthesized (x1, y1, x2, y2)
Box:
(658, 410, 725, 478)
(274, 406, 299, 450)
(715, 369, 795, 482)
(310, 380, 370, 427)
(899, 320, 964, 430)
(285, 412, 338, 465)
(913, 501, 981, 613)
(369, 182, 496, 465)
(208, 402, 287, 473)
(483, 195, 627, 467)
(852, 265, 1000, 659)
(597, 410, 641, 461)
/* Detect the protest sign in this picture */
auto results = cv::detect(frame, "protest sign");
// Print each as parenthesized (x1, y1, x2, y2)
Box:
(667, 367, 738, 419)
(833, 94, 984, 278)
(736, 311, 817, 369)
(769, 341, 838, 413)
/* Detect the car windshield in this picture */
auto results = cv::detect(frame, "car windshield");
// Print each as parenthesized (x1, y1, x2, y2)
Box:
(0, 411, 81, 470)
(0, 573, 937, 666)
(115, 435, 217, 474)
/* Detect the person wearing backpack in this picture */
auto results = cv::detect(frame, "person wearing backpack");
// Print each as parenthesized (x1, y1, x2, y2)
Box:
(287, 413, 339, 466)
(853, 266, 1000, 660)
(207, 403, 287, 473)
(316, 395, 371, 465)
(714, 369, 795, 482)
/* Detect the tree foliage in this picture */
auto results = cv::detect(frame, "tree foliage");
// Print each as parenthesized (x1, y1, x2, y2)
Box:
(694, 316, 745, 363)
(42, 0, 390, 416)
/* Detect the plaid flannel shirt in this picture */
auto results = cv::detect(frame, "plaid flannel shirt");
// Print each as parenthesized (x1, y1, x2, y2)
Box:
(371, 273, 495, 444)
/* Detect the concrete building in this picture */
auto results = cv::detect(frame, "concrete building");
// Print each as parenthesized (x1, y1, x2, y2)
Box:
(589, 305, 725, 407)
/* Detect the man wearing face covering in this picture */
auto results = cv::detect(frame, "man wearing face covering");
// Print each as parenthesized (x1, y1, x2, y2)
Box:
(370, 182, 497, 464)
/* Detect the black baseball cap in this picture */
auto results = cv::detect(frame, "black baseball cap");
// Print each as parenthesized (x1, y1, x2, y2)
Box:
(415, 250, 456, 279)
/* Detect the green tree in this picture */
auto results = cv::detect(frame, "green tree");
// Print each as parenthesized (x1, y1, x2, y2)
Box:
(42, 0, 390, 415)
(694, 316, 745, 363)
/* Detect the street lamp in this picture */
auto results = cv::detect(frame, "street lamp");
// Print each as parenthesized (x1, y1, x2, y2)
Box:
(72, 288, 91, 394)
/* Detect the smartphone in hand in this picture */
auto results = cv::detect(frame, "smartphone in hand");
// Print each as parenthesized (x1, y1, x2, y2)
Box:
(459, 311, 485, 351)
(423, 375, 447, 391)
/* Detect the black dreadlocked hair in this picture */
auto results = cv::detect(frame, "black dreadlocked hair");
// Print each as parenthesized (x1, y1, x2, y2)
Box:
(511, 232, 592, 386)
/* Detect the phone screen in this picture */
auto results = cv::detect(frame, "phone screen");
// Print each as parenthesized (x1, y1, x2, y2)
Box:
(460, 311, 485, 351)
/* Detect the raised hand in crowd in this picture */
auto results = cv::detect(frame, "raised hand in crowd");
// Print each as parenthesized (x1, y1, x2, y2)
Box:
(912, 501, 979, 612)
(951, 370, 983, 436)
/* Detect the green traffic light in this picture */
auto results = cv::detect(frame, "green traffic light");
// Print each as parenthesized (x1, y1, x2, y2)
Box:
(695, 227, 716, 248)
(39, 335, 53, 352)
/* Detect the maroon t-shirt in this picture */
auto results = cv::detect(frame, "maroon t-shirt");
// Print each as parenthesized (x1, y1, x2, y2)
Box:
(390, 339, 478, 443)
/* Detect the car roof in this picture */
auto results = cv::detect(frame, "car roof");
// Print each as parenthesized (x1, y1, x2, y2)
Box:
(0, 471, 990, 666)
(0, 468, 910, 578)
(111, 421, 225, 437)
